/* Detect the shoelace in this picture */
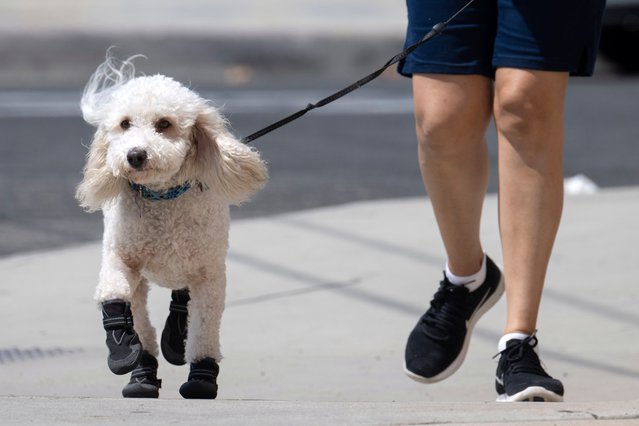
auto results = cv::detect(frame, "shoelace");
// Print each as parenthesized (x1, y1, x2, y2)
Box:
(493, 333, 551, 377)
(421, 279, 468, 340)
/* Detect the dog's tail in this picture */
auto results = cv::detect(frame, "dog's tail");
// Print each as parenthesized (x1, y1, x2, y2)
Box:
(81, 50, 144, 127)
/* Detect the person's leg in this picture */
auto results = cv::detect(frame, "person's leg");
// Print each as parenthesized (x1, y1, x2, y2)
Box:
(493, 68, 568, 334)
(413, 73, 493, 275)
(405, 74, 505, 383)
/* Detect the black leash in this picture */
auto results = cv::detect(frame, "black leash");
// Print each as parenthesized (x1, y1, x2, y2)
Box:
(241, 0, 476, 145)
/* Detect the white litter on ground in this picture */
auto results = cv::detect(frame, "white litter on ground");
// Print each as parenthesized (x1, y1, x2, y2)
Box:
(564, 174, 599, 195)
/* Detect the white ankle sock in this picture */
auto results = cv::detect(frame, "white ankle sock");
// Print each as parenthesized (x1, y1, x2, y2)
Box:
(445, 253, 487, 292)
(498, 332, 536, 352)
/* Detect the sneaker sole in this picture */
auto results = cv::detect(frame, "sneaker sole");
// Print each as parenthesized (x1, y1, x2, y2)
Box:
(404, 273, 505, 384)
(496, 386, 564, 402)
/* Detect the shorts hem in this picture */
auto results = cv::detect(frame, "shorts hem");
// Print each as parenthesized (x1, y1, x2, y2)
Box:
(493, 57, 595, 77)
(398, 61, 494, 79)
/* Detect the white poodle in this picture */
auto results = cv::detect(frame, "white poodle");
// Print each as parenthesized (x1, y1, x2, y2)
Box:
(76, 55, 268, 399)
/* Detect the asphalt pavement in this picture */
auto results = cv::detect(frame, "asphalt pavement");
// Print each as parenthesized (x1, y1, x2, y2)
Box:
(2, 81, 639, 257)
(1, 1, 638, 424)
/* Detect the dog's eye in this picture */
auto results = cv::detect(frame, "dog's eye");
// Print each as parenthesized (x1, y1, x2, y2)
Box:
(120, 119, 131, 130)
(156, 119, 171, 133)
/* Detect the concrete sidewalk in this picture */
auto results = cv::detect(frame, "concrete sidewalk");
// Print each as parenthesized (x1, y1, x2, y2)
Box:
(1, 398, 638, 425)
(1, 189, 638, 424)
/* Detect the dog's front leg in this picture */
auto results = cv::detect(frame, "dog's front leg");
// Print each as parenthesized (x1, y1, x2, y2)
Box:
(120, 279, 163, 398)
(96, 252, 144, 375)
(185, 273, 226, 363)
(179, 268, 226, 399)
(130, 279, 158, 357)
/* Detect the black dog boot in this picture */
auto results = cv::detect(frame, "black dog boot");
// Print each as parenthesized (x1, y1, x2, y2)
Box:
(179, 357, 219, 399)
(102, 299, 143, 375)
(161, 289, 190, 365)
(122, 351, 162, 398)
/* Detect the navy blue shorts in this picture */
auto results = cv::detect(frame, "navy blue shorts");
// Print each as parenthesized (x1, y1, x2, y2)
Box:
(398, 0, 607, 78)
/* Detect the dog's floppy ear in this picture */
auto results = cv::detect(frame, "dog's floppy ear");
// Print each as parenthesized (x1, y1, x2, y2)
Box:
(76, 129, 127, 212)
(191, 106, 268, 204)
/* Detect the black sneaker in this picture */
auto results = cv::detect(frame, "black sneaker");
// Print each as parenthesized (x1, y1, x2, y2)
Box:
(102, 299, 143, 375)
(161, 289, 189, 366)
(494, 334, 564, 402)
(404, 256, 504, 383)
(179, 357, 219, 399)
(122, 351, 162, 398)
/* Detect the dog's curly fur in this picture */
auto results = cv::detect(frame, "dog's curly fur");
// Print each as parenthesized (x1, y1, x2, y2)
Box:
(77, 55, 267, 363)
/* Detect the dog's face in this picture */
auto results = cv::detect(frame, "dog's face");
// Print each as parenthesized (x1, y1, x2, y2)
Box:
(76, 59, 267, 212)
(101, 75, 204, 187)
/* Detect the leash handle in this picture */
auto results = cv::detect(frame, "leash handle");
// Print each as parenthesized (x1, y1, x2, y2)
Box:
(241, 0, 475, 145)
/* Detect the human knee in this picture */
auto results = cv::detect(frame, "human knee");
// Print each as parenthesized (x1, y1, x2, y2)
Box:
(495, 86, 543, 139)
(415, 112, 453, 151)
(415, 111, 486, 160)
(413, 74, 492, 158)
(494, 72, 566, 155)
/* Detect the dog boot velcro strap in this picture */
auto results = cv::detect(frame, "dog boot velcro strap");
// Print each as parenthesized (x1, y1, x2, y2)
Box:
(170, 288, 190, 310)
(122, 351, 162, 398)
(179, 357, 219, 399)
(130, 369, 162, 387)
(161, 289, 190, 366)
(169, 300, 189, 314)
(102, 299, 135, 328)
(102, 315, 134, 330)
(188, 357, 219, 381)
(102, 299, 143, 375)
(188, 367, 219, 382)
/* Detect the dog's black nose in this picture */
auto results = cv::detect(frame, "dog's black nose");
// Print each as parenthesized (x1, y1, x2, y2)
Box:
(127, 148, 148, 170)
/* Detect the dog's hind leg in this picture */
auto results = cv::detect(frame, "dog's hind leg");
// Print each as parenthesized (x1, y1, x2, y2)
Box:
(161, 288, 190, 366)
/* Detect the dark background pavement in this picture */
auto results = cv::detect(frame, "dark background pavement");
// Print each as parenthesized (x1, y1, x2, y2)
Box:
(1, 75, 638, 258)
